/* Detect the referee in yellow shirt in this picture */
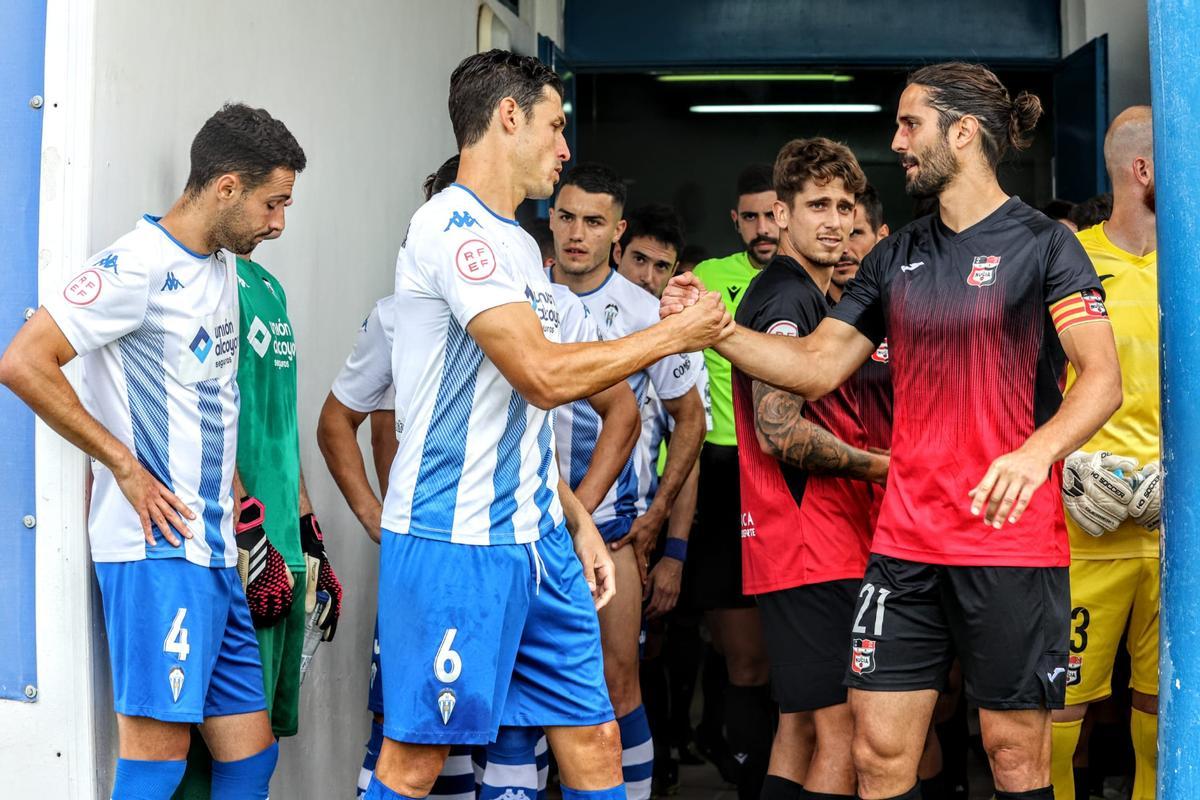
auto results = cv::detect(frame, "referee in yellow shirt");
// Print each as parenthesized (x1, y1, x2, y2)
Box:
(1051, 105, 1162, 800)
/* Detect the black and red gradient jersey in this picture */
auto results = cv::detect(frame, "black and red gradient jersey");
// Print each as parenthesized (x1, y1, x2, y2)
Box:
(732, 256, 874, 594)
(830, 197, 1103, 567)
(844, 339, 892, 529)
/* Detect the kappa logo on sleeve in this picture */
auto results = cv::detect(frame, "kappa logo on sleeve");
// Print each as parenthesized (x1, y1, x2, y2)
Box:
(456, 239, 496, 282)
(94, 253, 120, 273)
(64, 269, 103, 306)
(444, 211, 481, 232)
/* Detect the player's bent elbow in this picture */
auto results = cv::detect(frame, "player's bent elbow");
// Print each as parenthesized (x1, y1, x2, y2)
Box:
(0, 347, 29, 393)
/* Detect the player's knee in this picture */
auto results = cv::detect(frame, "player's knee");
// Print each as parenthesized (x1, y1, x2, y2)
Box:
(1131, 691, 1158, 715)
(851, 724, 908, 779)
(984, 739, 1042, 783)
(211, 740, 278, 799)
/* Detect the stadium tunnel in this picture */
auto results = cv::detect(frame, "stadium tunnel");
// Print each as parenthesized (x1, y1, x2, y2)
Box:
(0, 1, 1168, 798)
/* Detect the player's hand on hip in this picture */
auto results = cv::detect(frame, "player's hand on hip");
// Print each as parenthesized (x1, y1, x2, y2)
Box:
(643, 557, 682, 619)
(611, 510, 663, 583)
(659, 272, 708, 319)
(573, 523, 617, 610)
(114, 456, 195, 547)
(969, 446, 1054, 529)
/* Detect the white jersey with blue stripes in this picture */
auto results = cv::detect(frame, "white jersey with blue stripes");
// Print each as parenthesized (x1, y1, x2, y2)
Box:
(43, 216, 239, 568)
(635, 359, 712, 515)
(383, 184, 565, 546)
(331, 294, 396, 414)
(560, 270, 700, 526)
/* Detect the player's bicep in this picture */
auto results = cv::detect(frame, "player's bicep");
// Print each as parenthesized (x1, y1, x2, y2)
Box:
(466, 301, 559, 401)
(3, 307, 79, 374)
(1059, 314, 1119, 386)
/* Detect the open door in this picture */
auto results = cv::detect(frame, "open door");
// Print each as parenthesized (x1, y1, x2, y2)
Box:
(1054, 35, 1109, 202)
(531, 34, 576, 220)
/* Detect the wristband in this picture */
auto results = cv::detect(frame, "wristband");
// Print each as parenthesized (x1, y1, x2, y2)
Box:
(663, 537, 688, 563)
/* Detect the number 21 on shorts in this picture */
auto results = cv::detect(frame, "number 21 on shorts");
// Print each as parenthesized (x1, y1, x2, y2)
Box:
(851, 584, 889, 676)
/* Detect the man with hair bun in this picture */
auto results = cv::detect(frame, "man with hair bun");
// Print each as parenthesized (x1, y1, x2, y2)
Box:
(661, 62, 1122, 800)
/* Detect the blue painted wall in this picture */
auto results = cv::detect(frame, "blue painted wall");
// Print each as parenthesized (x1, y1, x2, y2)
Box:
(0, 0, 45, 701)
(565, 0, 1061, 69)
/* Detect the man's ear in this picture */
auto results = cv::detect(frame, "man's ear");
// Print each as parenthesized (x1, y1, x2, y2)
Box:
(772, 198, 790, 229)
(497, 96, 521, 135)
(213, 173, 241, 203)
(952, 115, 981, 153)
(877, 223, 891, 242)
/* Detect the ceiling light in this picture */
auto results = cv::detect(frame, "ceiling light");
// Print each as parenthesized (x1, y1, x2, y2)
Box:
(690, 103, 883, 114)
(658, 73, 853, 83)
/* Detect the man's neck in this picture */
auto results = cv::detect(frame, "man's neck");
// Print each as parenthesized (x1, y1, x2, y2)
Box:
(744, 249, 768, 271)
(158, 198, 216, 255)
(1103, 190, 1156, 257)
(936, 168, 1009, 233)
(778, 238, 834, 295)
(828, 282, 845, 303)
(456, 147, 524, 219)
(552, 261, 611, 295)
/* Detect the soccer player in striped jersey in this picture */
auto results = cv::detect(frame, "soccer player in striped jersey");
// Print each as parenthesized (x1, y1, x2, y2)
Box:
(0, 104, 306, 800)
(550, 165, 707, 800)
(662, 62, 1122, 800)
(362, 51, 729, 800)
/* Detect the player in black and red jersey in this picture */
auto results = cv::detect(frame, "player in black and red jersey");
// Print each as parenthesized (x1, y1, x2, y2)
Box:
(733, 138, 887, 800)
(661, 62, 1121, 800)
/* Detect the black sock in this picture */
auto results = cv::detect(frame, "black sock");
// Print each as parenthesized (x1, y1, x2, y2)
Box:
(994, 788, 1054, 799)
(699, 645, 728, 737)
(797, 789, 854, 799)
(874, 782, 922, 800)
(760, 775, 804, 800)
(725, 684, 773, 800)
(919, 772, 946, 800)
(666, 620, 703, 749)
(1072, 768, 1089, 800)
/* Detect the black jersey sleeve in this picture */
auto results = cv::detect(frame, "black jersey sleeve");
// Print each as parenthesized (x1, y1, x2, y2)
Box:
(828, 245, 886, 344)
(736, 261, 827, 338)
(1044, 223, 1104, 304)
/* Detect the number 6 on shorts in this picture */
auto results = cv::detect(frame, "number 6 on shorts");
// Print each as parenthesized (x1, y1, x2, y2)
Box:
(435, 627, 462, 682)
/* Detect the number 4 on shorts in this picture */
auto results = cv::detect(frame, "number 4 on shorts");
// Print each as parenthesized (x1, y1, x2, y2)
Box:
(163, 607, 190, 661)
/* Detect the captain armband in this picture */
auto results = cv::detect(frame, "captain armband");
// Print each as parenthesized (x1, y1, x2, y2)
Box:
(1049, 289, 1109, 335)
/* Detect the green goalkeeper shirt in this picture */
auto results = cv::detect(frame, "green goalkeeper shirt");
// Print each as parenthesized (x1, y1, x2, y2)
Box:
(236, 256, 302, 569)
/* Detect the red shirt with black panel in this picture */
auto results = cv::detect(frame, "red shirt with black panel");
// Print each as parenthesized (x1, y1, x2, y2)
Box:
(829, 197, 1107, 568)
(732, 255, 875, 595)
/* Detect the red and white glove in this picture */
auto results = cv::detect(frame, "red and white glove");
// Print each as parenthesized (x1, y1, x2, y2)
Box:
(235, 497, 295, 627)
(301, 513, 343, 641)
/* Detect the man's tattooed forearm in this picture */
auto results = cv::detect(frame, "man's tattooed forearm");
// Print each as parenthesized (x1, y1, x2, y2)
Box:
(752, 381, 875, 479)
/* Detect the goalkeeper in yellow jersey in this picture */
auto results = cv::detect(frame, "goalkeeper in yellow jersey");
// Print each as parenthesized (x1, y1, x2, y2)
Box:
(1051, 106, 1162, 800)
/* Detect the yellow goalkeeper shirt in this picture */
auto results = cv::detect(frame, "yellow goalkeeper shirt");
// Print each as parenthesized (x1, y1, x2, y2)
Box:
(1066, 222, 1159, 560)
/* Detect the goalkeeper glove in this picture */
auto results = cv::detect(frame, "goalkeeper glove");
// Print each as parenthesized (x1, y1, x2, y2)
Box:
(1129, 461, 1162, 531)
(235, 496, 295, 626)
(1062, 451, 1136, 537)
(301, 513, 343, 641)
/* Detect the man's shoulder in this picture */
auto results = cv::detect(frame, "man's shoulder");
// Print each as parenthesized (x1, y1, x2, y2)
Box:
(694, 251, 752, 280)
(607, 271, 659, 318)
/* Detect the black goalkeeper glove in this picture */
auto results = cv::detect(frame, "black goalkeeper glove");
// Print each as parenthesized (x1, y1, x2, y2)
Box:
(301, 513, 343, 641)
(235, 496, 295, 627)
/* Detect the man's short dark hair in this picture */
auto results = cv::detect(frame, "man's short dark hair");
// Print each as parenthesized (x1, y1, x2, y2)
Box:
(184, 103, 306, 197)
(1041, 198, 1076, 222)
(619, 204, 684, 255)
(773, 137, 867, 208)
(423, 155, 460, 201)
(736, 163, 775, 200)
(678, 243, 709, 268)
(448, 50, 564, 150)
(858, 184, 885, 233)
(1069, 192, 1113, 230)
(558, 162, 628, 209)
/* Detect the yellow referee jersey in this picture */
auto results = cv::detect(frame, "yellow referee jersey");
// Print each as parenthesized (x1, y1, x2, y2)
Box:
(1066, 222, 1159, 560)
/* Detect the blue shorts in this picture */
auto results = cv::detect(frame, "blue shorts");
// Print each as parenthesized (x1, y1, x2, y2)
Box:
(368, 617, 384, 715)
(95, 559, 267, 724)
(378, 525, 613, 744)
(597, 516, 633, 544)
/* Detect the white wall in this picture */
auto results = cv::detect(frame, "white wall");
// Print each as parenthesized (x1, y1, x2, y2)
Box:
(17, 1, 561, 798)
(1062, 0, 1152, 119)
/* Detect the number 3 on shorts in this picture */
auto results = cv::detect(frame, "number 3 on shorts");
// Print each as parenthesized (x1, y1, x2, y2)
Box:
(434, 628, 462, 683)
(163, 607, 190, 661)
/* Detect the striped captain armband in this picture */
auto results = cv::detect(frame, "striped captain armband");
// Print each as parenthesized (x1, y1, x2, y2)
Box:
(1050, 289, 1109, 334)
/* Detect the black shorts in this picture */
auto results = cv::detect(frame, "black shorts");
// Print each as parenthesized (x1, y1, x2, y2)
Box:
(759, 579, 859, 712)
(844, 554, 1070, 710)
(685, 444, 754, 610)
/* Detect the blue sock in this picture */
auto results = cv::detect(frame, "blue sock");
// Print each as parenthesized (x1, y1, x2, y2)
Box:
(359, 721, 385, 797)
(111, 758, 186, 799)
(479, 726, 542, 800)
(617, 706, 654, 800)
(211, 741, 278, 800)
(430, 745, 477, 800)
(561, 785, 627, 800)
(364, 774, 422, 800)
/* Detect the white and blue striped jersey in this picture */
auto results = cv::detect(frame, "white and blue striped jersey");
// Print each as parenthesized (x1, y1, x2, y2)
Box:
(331, 295, 396, 414)
(43, 216, 239, 568)
(635, 360, 712, 514)
(383, 184, 565, 545)
(559, 270, 700, 527)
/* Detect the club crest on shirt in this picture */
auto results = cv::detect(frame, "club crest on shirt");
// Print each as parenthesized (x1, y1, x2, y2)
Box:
(604, 302, 619, 327)
(871, 339, 889, 363)
(967, 255, 1002, 287)
(851, 638, 877, 674)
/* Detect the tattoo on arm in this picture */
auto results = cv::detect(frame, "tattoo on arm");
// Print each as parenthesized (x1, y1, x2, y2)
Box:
(752, 381, 876, 480)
